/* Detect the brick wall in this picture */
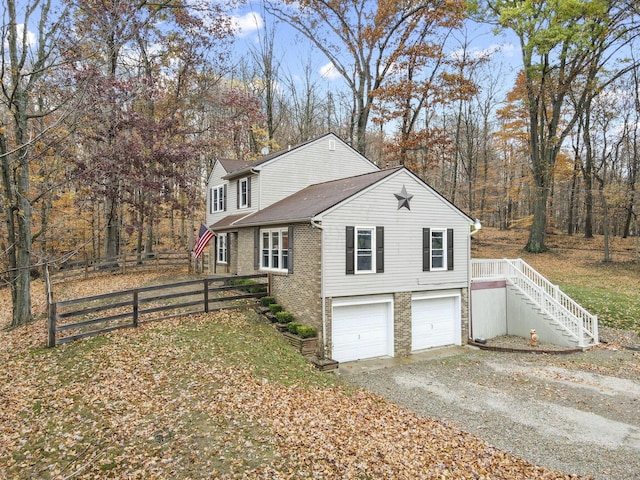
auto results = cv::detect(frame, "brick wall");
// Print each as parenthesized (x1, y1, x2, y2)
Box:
(270, 224, 322, 338)
(236, 229, 255, 275)
(394, 292, 412, 357)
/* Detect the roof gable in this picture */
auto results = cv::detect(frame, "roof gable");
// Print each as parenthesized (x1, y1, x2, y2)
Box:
(232, 169, 400, 226)
(229, 167, 474, 228)
(222, 133, 375, 180)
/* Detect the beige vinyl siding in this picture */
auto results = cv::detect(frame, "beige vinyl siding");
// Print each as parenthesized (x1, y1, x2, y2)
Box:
(205, 162, 230, 227)
(205, 168, 259, 227)
(321, 170, 470, 298)
(257, 136, 378, 208)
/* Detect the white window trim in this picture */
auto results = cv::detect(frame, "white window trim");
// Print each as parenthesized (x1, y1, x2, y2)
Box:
(430, 228, 447, 271)
(239, 178, 249, 208)
(355, 226, 376, 274)
(217, 233, 227, 264)
(260, 228, 289, 272)
(211, 184, 225, 213)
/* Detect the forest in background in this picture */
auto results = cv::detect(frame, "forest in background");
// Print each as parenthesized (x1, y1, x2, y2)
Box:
(2, 0, 640, 326)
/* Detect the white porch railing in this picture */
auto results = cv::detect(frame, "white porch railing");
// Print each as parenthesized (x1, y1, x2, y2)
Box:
(471, 258, 598, 347)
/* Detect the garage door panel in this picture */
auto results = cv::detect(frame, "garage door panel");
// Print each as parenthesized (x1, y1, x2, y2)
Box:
(412, 296, 457, 351)
(332, 301, 392, 363)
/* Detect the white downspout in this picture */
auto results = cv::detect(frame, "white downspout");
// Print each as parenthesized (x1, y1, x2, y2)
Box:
(468, 219, 482, 343)
(310, 218, 326, 356)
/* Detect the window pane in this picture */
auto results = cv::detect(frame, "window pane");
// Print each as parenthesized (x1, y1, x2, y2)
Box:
(357, 252, 372, 271)
(271, 231, 279, 269)
(262, 232, 269, 267)
(357, 230, 372, 249)
(432, 232, 443, 250)
(217, 235, 227, 263)
(431, 231, 444, 269)
(240, 179, 248, 206)
(356, 229, 373, 272)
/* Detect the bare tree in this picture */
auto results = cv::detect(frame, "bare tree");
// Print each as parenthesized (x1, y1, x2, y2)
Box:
(0, 0, 76, 326)
(265, 0, 466, 155)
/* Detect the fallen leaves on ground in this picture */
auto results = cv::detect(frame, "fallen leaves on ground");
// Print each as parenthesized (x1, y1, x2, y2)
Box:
(0, 295, 589, 479)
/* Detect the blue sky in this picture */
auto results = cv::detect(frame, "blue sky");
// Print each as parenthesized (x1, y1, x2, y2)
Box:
(228, 2, 521, 92)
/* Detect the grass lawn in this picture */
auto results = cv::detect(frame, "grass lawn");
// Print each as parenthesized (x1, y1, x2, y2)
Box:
(0, 308, 339, 479)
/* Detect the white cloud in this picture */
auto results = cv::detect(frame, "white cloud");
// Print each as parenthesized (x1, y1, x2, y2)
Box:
(319, 62, 341, 80)
(450, 43, 517, 61)
(3, 24, 36, 49)
(231, 12, 264, 37)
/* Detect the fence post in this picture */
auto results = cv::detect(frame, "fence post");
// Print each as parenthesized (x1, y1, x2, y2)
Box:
(203, 278, 209, 313)
(132, 289, 139, 327)
(47, 302, 57, 348)
(84, 252, 89, 280)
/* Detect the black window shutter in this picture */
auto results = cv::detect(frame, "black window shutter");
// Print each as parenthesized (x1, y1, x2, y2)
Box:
(376, 226, 384, 273)
(423, 228, 431, 271)
(247, 177, 252, 207)
(236, 180, 240, 209)
(209, 188, 213, 214)
(253, 227, 260, 270)
(287, 226, 294, 274)
(223, 184, 227, 211)
(447, 228, 454, 271)
(346, 226, 355, 275)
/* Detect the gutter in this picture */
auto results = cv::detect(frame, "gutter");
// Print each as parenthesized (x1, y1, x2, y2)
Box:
(222, 167, 261, 181)
(470, 219, 482, 236)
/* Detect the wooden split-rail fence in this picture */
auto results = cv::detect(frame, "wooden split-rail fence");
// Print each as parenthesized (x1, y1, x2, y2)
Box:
(47, 273, 269, 347)
(50, 251, 205, 283)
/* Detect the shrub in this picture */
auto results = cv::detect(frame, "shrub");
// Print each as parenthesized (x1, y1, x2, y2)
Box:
(229, 278, 267, 294)
(287, 322, 301, 334)
(260, 296, 276, 306)
(296, 325, 318, 338)
(268, 303, 283, 314)
(276, 311, 294, 324)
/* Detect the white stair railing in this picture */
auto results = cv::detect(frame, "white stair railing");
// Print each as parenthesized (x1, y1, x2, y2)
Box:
(471, 259, 598, 347)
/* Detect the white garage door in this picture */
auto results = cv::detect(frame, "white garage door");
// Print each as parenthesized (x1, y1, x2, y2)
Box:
(332, 300, 393, 363)
(412, 295, 458, 351)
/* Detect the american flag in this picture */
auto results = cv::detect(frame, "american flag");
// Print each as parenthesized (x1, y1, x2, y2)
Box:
(193, 223, 214, 259)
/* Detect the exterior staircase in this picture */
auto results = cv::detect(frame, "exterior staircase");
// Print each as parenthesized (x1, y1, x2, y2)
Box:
(471, 259, 598, 348)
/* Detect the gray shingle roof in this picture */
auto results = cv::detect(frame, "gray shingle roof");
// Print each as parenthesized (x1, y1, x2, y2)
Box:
(210, 213, 252, 230)
(218, 158, 251, 173)
(233, 168, 401, 227)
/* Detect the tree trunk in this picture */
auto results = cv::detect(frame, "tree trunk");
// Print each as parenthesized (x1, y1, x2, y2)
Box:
(9, 93, 33, 326)
(103, 194, 120, 268)
(567, 160, 579, 236)
(527, 185, 549, 253)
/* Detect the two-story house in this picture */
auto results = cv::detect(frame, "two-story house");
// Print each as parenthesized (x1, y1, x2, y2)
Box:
(204, 133, 477, 363)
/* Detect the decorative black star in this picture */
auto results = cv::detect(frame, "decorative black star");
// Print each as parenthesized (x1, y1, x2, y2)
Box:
(394, 185, 413, 210)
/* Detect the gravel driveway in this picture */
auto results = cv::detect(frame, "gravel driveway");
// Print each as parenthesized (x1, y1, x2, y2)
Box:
(342, 344, 640, 480)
